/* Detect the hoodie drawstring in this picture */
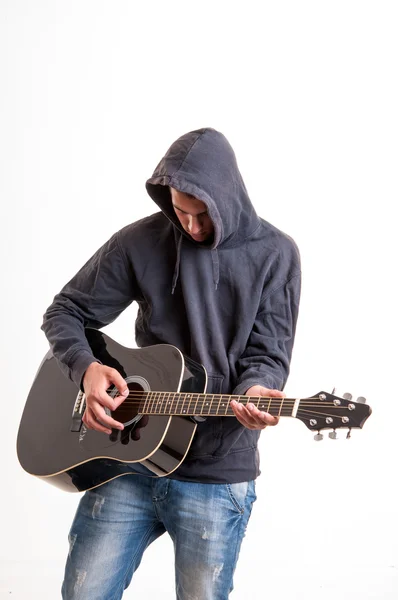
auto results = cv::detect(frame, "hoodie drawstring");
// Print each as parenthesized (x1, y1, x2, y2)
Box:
(171, 233, 183, 295)
(211, 249, 219, 291)
(171, 234, 219, 294)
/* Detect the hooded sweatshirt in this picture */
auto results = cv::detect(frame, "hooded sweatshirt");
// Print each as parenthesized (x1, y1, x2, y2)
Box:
(41, 127, 301, 484)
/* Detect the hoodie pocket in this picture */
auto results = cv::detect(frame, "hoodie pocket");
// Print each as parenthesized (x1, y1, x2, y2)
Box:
(186, 374, 224, 458)
(212, 423, 260, 458)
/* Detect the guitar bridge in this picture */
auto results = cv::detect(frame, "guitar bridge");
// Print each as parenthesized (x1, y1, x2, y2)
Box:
(70, 390, 86, 432)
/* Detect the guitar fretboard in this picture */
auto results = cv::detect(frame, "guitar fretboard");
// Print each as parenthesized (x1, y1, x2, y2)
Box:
(126, 392, 304, 417)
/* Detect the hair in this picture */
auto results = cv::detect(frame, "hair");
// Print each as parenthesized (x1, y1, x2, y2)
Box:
(169, 186, 198, 201)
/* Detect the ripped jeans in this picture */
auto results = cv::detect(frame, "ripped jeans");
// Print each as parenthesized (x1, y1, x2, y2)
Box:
(62, 474, 257, 600)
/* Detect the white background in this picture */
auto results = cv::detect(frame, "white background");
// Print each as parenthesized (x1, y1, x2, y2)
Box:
(1, 1, 397, 598)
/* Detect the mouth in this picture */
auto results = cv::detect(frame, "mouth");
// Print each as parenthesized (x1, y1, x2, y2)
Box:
(190, 232, 207, 240)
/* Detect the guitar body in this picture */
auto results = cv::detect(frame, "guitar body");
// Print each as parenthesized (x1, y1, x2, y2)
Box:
(17, 329, 207, 492)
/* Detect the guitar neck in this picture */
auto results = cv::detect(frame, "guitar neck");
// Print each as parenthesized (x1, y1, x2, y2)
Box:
(125, 391, 305, 418)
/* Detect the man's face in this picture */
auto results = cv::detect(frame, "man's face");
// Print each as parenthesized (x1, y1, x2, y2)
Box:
(170, 187, 214, 243)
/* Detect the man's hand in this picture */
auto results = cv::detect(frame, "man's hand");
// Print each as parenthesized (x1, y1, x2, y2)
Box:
(230, 385, 285, 430)
(82, 362, 129, 435)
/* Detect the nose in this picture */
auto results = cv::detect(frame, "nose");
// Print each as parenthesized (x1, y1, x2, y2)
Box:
(187, 215, 202, 234)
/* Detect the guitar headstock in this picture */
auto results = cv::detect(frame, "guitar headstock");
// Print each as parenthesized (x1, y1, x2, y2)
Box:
(296, 391, 372, 440)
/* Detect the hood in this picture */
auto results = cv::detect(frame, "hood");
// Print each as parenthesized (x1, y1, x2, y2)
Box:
(145, 127, 260, 250)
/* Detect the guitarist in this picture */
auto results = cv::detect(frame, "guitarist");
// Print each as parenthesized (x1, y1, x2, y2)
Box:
(42, 127, 301, 599)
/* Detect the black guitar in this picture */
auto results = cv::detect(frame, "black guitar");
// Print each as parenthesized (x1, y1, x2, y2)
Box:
(17, 329, 372, 493)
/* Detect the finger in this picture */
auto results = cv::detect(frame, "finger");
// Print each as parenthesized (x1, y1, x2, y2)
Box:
(131, 427, 142, 441)
(83, 406, 113, 435)
(247, 403, 279, 426)
(234, 412, 254, 429)
(94, 389, 128, 418)
(109, 429, 119, 442)
(231, 401, 257, 429)
(261, 413, 279, 426)
(89, 397, 125, 430)
(132, 415, 149, 440)
(121, 425, 133, 445)
(241, 403, 265, 428)
(267, 389, 286, 398)
(107, 368, 129, 404)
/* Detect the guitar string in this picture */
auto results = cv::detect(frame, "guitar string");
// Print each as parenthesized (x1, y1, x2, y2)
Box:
(110, 405, 353, 419)
(111, 399, 344, 408)
(115, 400, 345, 410)
(110, 406, 345, 416)
(111, 409, 347, 419)
(114, 391, 323, 400)
(108, 392, 327, 404)
(109, 396, 346, 408)
(85, 391, 357, 415)
(108, 391, 349, 407)
(110, 412, 344, 422)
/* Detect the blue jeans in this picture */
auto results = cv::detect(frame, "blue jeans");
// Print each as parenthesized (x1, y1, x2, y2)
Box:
(62, 474, 257, 599)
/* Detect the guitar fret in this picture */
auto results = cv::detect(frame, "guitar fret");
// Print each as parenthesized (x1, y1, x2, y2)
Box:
(153, 391, 158, 414)
(172, 392, 178, 415)
(162, 391, 168, 414)
(179, 392, 184, 414)
(158, 392, 163, 414)
(158, 391, 164, 415)
(166, 392, 173, 414)
(226, 395, 232, 415)
(182, 393, 189, 415)
(216, 394, 222, 416)
(150, 391, 155, 414)
(193, 393, 199, 415)
(278, 397, 284, 417)
(142, 393, 148, 414)
(177, 393, 183, 414)
(188, 393, 194, 415)
(189, 393, 195, 414)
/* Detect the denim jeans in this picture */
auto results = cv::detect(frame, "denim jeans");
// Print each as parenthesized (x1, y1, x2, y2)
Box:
(62, 474, 257, 599)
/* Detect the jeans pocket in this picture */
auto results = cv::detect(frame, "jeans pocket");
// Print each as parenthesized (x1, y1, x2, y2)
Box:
(225, 481, 255, 514)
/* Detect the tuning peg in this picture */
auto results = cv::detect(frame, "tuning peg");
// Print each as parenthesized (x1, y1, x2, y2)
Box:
(314, 432, 323, 441)
(329, 430, 338, 440)
(331, 387, 336, 394)
(343, 393, 352, 400)
(356, 396, 367, 404)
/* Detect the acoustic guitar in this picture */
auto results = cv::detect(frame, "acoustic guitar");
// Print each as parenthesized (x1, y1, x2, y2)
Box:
(17, 328, 371, 492)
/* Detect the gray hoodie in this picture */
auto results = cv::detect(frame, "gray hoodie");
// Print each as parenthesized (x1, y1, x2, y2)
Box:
(42, 127, 301, 483)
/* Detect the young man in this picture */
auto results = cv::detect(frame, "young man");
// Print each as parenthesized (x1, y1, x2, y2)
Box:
(42, 127, 301, 599)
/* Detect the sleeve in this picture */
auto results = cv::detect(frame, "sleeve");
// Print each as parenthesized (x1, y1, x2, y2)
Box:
(232, 273, 301, 395)
(41, 231, 137, 388)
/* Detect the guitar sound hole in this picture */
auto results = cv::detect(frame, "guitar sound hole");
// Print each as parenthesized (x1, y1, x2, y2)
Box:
(112, 382, 145, 426)
(107, 381, 150, 445)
